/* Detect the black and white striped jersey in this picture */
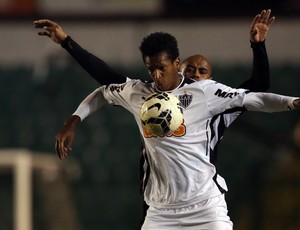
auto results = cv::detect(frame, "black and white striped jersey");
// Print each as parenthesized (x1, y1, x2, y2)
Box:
(73, 76, 296, 209)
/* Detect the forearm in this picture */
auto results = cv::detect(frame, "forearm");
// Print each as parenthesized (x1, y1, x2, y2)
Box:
(73, 87, 106, 120)
(238, 41, 270, 92)
(244, 92, 299, 112)
(61, 36, 127, 85)
(64, 115, 81, 130)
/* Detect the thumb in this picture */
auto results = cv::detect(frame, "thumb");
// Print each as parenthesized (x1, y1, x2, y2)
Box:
(250, 27, 258, 36)
(250, 27, 258, 42)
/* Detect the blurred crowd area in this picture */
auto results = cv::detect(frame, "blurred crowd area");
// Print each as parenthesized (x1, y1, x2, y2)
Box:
(1, 62, 300, 230)
(0, 0, 300, 19)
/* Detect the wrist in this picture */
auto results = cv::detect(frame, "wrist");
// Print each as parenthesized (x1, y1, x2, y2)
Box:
(61, 36, 72, 48)
(292, 99, 300, 109)
(250, 40, 265, 48)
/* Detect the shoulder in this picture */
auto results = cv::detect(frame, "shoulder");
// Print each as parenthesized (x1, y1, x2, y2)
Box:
(186, 79, 218, 89)
(103, 78, 153, 94)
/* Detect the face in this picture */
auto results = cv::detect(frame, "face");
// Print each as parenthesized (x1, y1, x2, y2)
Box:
(180, 55, 212, 81)
(144, 51, 181, 91)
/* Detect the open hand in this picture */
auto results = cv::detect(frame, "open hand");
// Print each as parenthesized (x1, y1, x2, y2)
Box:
(33, 19, 68, 44)
(250, 9, 275, 42)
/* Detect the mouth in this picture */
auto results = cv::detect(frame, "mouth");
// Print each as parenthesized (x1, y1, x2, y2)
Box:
(155, 82, 164, 91)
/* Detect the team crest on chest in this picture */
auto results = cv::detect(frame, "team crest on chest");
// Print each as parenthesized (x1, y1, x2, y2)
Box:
(178, 92, 193, 109)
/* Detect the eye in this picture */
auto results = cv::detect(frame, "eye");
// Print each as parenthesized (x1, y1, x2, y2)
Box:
(199, 68, 208, 74)
(159, 66, 165, 71)
(185, 66, 195, 73)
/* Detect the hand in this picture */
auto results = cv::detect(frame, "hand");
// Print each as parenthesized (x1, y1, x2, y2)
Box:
(293, 99, 300, 109)
(33, 19, 68, 44)
(250, 9, 275, 42)
(55, 115, 81, 159)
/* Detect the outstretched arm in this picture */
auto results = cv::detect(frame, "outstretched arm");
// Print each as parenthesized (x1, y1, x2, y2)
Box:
(55, 115, 81, 160)
(55, 87, 107, 159)
(33, 19, 127, 85)
(238, 9, 275, 92)
(244, 92, 300, 112)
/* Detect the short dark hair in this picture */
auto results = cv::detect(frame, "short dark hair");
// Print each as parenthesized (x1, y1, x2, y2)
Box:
(139, 32, 179, 62)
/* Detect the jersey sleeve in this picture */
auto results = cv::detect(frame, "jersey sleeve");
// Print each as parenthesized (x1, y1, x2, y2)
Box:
(238, 41, 270, 92)
(100, 80, 141, 114)
(200, 80, 248, 116)
(73, 87, 107, 121)
(201, 80, 298, 116)
(243, 92, 298, 112)
(61, 36, 127, 85)
(73, 80, 143, 121)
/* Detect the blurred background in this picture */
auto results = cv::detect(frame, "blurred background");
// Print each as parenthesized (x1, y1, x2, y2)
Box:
(1, 0, 300, 229)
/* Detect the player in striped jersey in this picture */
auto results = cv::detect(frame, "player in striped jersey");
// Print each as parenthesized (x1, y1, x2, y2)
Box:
(138, 9, 274, 227)
(55, 30, 300, 229)
(34, 9, 275, 229)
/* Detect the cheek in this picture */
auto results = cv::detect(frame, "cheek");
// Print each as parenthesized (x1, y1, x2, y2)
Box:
(198, 75, 211, 81)
(183, 72, 193, 78)
(149, 74, 154, 80)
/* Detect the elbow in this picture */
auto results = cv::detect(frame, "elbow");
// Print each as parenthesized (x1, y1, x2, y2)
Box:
(252, 82, 270, 92)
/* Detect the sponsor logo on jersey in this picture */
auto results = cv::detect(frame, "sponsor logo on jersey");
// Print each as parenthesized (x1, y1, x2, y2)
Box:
(109, 83, 126, 93)
(143, 122, 186, 138)
(178, 92, 193, 109)
(214, 89, 239, 98)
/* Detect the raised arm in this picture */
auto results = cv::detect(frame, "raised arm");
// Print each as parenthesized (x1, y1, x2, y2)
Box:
(33, 19, 127, 85)
(238, 9, 275, 92)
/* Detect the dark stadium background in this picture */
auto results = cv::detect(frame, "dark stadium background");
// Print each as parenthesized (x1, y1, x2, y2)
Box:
(0, 1, 300, 230)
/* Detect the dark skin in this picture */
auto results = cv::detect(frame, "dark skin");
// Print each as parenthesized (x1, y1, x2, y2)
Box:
(32, 9, 275, 89)
(180, 9, 276, 82)
(144, 52, 181, 91)
(180, 55, 212, 81)
(33, 9, 275, 46)
(55, 51, 182, 159)
(36, 9, 300, 158)
(55, 48, 300, 160)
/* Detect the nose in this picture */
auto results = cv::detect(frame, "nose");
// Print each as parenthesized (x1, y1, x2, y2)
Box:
(194, 69, 201, 78)
(153, 70, 162, 80)
(190, 69, 202, 81)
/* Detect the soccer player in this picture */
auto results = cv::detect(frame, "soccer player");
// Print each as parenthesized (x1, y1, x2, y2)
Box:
(54, 30, 300, 229)
(140, 10, 274, 227)
(34, 9, 275, 228)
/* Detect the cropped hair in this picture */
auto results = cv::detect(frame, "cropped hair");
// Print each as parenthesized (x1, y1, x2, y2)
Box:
(139, 32, 179, 62)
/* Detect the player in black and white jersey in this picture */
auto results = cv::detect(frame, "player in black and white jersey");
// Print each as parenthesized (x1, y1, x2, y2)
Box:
(37, 10, 274, 228)
(139, 11, 274, 221)
(54, 30, 300, 229)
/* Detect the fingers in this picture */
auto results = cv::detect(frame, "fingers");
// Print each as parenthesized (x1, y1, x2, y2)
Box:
(258, 9, 275, 26)
(250, 9, 275, 42)
(34, 19, 67, 43)
(55, 135, 65, 160)
(33, 19, 57, 28)
(260, 9, 269, 24)
(250, 14, 260, 31)
(266, 15, 275, 27)
(55, 135, 71, 160)
(37, 31, 51, 37)
(33, 19, 58, 34)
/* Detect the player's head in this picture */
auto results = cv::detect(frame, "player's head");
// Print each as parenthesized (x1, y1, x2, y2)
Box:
(139, 32, 181, 91)
(180, 55, 213, 81)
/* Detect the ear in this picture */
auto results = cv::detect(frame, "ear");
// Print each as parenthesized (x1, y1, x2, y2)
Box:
(174, 57, 180, 71)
